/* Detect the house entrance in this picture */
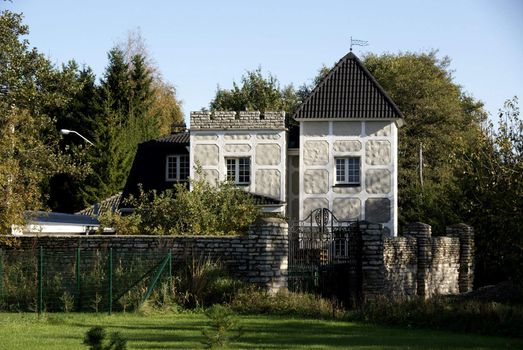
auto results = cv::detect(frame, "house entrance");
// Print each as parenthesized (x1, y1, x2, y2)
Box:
(288, 208, 362, 307)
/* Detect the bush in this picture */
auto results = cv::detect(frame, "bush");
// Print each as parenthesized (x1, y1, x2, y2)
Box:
(229, 287, 344, 319)
(101, 170, 259, 235)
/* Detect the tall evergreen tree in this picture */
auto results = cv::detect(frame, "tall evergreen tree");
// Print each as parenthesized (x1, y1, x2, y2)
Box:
(129, 53, 158, 141)
(47, 66, 99, 212)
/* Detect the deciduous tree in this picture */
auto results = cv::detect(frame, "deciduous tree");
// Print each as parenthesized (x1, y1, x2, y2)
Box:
(0, 10, 78, 231)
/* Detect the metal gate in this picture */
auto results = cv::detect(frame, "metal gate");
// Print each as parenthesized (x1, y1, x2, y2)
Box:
(288, 208, 362, 306)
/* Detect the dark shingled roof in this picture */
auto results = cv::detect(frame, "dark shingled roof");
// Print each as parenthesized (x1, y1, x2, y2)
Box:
(293, 52, 403, 120)
(148, 132, 190, 144)
(249, 193, 284, 206)
(76, 192, 122, 217)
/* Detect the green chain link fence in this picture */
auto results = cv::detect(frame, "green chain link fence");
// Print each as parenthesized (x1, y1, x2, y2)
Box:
(0, 247, 172, 314)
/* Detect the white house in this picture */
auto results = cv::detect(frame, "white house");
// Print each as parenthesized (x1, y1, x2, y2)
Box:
(123, 51, 403, 235)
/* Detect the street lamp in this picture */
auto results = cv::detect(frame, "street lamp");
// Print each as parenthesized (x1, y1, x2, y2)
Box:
(60, 129, 94, 146)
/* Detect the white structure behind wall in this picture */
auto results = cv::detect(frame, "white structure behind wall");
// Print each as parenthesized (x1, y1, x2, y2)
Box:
(299, 120, 398, 235)
(190, 111, 287, 214)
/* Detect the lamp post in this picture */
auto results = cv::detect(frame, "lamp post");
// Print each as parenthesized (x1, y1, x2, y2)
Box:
(60, 129, 94, 146)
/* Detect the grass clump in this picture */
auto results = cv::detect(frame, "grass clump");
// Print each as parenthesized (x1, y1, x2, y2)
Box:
(229, 287, 344, 319)
(83, 326, 127, 350)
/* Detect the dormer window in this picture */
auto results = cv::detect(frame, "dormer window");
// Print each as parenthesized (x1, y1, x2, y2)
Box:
(226, 157, 251, 185)
(166, 155, 189, 181)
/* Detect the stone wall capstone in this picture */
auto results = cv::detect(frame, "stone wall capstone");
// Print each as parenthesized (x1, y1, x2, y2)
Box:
(190, 111, 286, 130)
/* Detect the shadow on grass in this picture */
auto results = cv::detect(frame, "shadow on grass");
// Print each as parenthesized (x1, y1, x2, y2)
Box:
(62, 315, 523, 350)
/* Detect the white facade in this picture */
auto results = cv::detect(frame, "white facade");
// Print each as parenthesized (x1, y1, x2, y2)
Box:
(190, 112, 287, 213)
(298, 120, 399, 235)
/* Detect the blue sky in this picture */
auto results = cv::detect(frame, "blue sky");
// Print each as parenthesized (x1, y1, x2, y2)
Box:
(6, 0, 523, 125)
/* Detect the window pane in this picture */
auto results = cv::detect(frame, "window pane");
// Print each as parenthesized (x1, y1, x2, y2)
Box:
(179, 155, 189, 180)
(226, 158, 236, 182)
(166, 156, 177, 180)
(336, 158, 346, 182)
(238, 157, 250, 184)
(348, 157, 360, 184)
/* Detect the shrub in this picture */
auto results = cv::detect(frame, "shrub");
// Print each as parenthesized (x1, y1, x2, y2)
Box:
(83, 326, 127, 350)
(201, 304, 243, 349)
(177, 255, 243, 308)
(101, 170, 259, 235)
(230, 287, 344, 319)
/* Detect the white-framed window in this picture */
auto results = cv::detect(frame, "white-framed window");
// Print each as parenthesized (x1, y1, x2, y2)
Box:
(335, 156, 360, 185)
(166, 155, 189, 181)
(226, 157, 251, 185)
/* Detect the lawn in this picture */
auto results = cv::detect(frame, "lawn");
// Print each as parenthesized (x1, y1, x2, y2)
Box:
(0, 312, 521, 350)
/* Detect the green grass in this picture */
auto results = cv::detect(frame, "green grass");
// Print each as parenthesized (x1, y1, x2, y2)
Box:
(0, 312, 521, 350)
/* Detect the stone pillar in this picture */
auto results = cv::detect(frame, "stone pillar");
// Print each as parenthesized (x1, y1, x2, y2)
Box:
(446, 223, 474, 293)
(404, 222, 432, 299)
(347, 227, 363, 306)
(360, 222, 384, 301)
(247, 217, 288, 293)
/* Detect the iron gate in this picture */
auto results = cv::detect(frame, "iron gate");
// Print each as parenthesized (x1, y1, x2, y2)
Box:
(288, 208, 362, 306)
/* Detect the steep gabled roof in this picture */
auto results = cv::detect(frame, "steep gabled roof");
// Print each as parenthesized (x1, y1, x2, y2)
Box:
(293, 52, 403, 121)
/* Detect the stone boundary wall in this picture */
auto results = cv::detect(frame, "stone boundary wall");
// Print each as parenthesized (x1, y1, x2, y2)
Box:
(190, 111, 286, 130)
(3, 218, 472, 300)
(2, 218, 288, 293)
(361, 222, 474, 300)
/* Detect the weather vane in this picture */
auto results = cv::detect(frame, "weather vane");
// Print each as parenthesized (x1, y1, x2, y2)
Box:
(350, 36, 369, 51)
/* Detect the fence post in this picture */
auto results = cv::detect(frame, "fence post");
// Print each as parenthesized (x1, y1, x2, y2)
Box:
(38, 247, 43, 314)
(168, 249, 172, 279)
(76, 247, 81, 311)
(108, 248, 113, 315)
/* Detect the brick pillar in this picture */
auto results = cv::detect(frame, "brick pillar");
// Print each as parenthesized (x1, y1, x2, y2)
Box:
(360, 222, 384, 301)
(404, 222, 432, 299)
(446, 224, 474, 293)
(247, 217, 288, 293)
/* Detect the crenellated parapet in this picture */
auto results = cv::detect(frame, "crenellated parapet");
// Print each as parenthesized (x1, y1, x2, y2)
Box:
(190, 111, 286, 130)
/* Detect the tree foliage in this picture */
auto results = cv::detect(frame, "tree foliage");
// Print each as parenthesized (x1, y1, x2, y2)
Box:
(100, 175, 259, 236)
(0, 10, 79, 232)
(48, 31, 185, 212)
(210, 67, 304, 117)
(118, 29, 184, 134)
(362, 51, 487, 231)
(460, 97, 522, 285)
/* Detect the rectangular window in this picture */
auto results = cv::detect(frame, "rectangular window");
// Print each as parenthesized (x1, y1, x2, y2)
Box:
(166, 155, 189, 181)
(226, 157, 251, 185)
(333, 230, 349, 258)
(335, 157, 360, 185)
